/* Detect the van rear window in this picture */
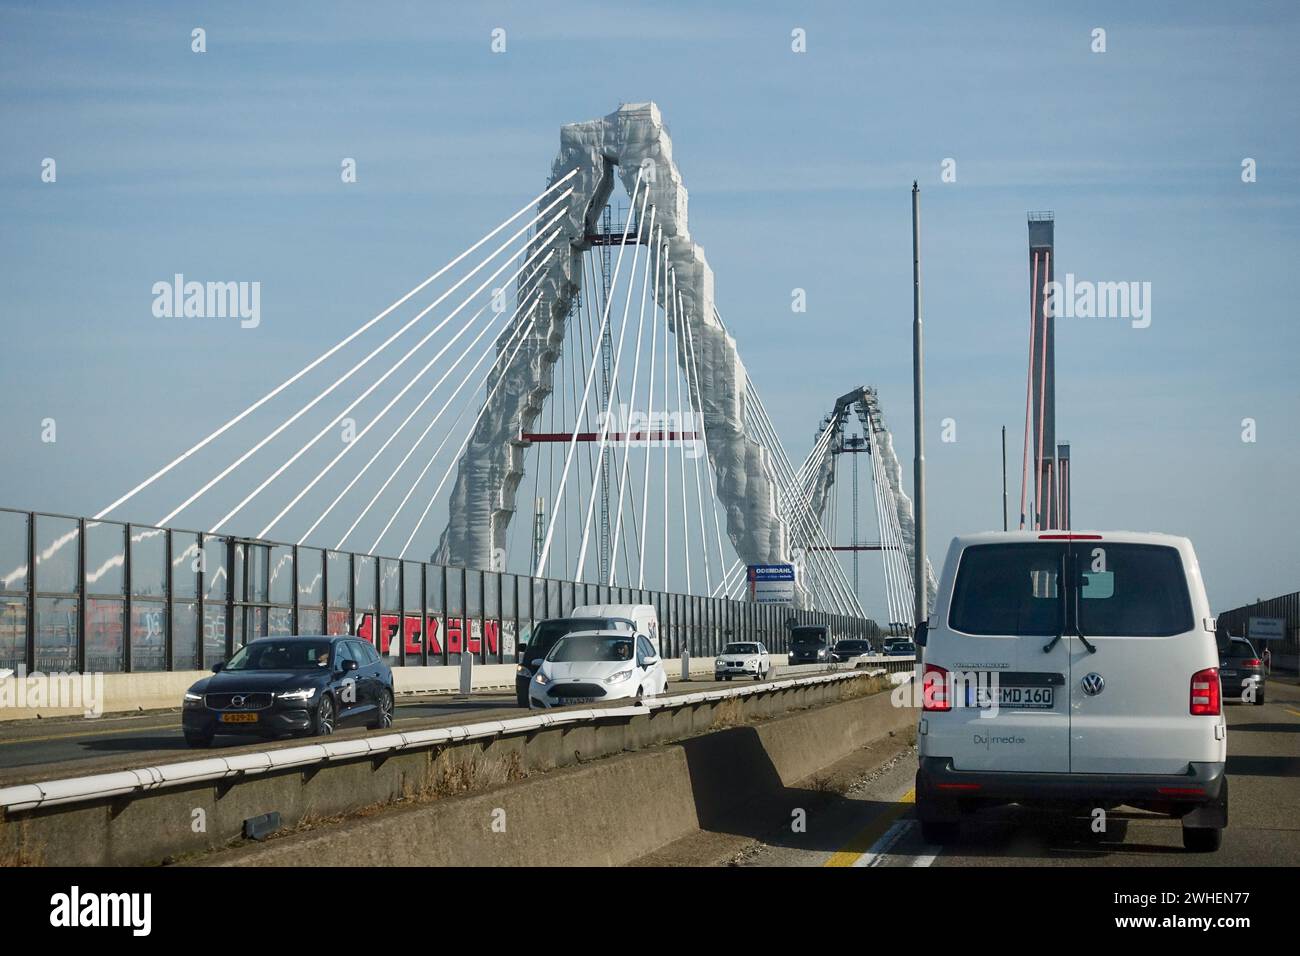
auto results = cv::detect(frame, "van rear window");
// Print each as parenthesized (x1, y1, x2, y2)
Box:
(1076, 544, 1194, 637)
(948, 542, 1195, 637)
(948, 544, 1062, 635)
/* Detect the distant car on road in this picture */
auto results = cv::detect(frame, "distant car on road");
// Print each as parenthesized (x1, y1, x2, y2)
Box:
(788, 626, 830, 664)
(885, 640, 916, 657)
(515, 616, 635, 707)
(830, 639, 873, 662)
(182, 636, 393, 747)
(715, 641, 771, 680)
(1219, 636, 1266, 705)
(529, 631, 667, 709)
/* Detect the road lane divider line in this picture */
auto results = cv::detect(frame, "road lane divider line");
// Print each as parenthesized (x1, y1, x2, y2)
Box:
(1285, 708, 1300, 719)
(0, 698, 455, 747)
(854, 819, 912, 867)
(0, 721, 179, 746)
(824, 787, 915, 867)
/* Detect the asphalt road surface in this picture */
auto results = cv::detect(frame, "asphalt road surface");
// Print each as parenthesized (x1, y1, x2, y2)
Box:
(0, 674, 785, 784)
(731, 678, 1300, 867)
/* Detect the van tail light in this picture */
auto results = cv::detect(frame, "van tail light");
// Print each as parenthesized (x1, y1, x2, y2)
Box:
(1190, 667, 1221, 716)
(922, 663, 951, 712)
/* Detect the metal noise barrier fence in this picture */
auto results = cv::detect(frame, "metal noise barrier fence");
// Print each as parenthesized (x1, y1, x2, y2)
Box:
(0, 669, 887, 813)
(0, 507, 884, 678)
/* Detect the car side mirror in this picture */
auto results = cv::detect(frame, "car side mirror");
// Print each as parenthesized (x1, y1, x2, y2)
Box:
(211, 661, 225, 673)
(642, 655, 659, 667)
(915, 621, 929, 648)
(341, 659, 359, 673)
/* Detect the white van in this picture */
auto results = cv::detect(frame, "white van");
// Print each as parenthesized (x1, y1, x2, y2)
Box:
(571, 604, 661, 656)
(915, 531, 1228, 852)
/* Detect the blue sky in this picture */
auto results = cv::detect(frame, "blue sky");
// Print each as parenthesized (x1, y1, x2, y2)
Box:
(1, 0, 1297, 612)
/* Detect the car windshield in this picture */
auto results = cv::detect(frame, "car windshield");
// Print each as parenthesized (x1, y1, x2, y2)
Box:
(892, 642, 915, 653)
(724, 643, 759, 654)
(526, 618, 631, 656)
(224, 640, 332, 671)
(792, 629, 825, 645)
(1225, 640, 1258, 658)
(547, 634, 635, 663)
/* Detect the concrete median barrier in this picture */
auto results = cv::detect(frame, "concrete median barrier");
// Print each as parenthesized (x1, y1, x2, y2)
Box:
(201, 678, 914, 867)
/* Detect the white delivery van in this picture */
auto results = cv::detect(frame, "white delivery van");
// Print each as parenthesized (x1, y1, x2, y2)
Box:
(570, 604, 661, 656)
(915, 531, 1228, 852)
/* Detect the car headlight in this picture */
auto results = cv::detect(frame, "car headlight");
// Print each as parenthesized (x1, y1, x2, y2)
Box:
(276, 688, 316, 701)
(183, 692, 202, 705)
(607, 669, 633, 684)
(516, 664, 531, 676)
(534, 672, 550, 686)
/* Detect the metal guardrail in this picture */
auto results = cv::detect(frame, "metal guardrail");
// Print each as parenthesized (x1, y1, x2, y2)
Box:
(0, 669, 886, 814)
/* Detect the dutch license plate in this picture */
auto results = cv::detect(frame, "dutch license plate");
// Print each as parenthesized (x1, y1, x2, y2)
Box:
(220, 712, 259, 723)
(1220, 669, 1237, 676)
(558, 697, 595, 706)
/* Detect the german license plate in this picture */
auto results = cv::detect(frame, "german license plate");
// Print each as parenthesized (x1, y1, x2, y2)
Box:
(972, 685, 1054, 709)
(998, 686, 1053, 709)
(220, 712, 259, 723)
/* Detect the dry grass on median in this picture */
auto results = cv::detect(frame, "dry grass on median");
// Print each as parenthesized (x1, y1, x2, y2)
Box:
(0, 819, 44, 867)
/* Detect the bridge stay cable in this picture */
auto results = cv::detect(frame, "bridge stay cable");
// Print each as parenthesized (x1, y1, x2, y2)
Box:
(94, 172, 577, 522)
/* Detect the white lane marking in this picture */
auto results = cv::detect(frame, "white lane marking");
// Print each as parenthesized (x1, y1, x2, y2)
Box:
(852, 819, 911, 867)
(848, 818, 940, 869)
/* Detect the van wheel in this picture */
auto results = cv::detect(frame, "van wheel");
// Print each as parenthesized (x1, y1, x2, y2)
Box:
(1182, 826, 1222, 852)
(920, 820, 959, 844)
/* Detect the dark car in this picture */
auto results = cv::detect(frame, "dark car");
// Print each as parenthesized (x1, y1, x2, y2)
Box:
(886, 640, 916, 657)
(830, 639, 873, 662)
(182, 636, 394, 747)
(788, 626, 830, 664)
(514, 616, 635, 706)
(1218, 636, 1266, 705)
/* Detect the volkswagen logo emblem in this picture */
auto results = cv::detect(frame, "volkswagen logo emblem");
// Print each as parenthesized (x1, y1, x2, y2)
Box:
(231, 695, 247, 708)
(1080, 673, 1105, 697)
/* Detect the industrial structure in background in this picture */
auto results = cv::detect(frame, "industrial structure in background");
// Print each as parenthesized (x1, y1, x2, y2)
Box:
(1021, 212, 1072, 531)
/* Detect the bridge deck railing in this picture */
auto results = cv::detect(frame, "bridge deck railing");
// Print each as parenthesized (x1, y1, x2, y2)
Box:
(0, 506, 883, 676)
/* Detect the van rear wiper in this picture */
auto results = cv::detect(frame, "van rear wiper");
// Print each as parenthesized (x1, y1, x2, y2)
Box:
(1076, 630, 1097, 654)
(1042, 633, 1062, 653)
